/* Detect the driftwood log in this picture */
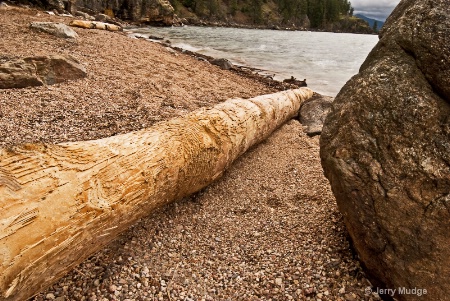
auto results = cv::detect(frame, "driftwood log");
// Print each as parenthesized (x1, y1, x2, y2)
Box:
(69, 20, 122, 31)
(0, 88, 313, 300)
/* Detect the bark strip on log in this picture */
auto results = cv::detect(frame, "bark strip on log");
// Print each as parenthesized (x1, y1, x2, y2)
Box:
(0, 88, 313, 300)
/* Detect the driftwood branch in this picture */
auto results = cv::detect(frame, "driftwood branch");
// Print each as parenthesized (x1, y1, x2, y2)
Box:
(69, 20, 122, 31)
(0, 88, 313, 300)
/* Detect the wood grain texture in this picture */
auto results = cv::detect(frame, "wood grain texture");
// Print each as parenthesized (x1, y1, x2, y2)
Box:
(0, 88, 313, 300)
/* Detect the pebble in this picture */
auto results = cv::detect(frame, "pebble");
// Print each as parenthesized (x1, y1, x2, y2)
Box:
(45, 293, 55, 300)
(275, 278, 283, 286)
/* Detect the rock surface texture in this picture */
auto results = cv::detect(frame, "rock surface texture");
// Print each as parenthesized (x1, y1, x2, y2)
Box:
(0, 55, 87, 89)
(320, 0, 450, 300)
(74, 0, 174, 24)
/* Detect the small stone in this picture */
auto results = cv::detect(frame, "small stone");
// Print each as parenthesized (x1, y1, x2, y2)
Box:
(275, 278, 283, 286)
(108, 285, 117, 292)
(344, 293, 356, 301)
(211, 58, 233, 70)
(46, 293, 55, 300)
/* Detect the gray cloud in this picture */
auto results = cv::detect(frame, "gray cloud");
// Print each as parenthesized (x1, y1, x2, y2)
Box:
(351, 0, 401, 21)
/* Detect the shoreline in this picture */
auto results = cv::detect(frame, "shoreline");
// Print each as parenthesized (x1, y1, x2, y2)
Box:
(124, 24, 379, 97)
(125, 30, 309, 93)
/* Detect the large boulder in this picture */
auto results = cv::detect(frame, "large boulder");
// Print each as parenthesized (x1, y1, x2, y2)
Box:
(30, 22, 79, 39)
(0, 55, 87, 89)
(320, 0, 449, 300)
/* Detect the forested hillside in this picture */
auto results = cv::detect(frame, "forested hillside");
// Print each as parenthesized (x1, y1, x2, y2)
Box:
(170, 0, 373, 33)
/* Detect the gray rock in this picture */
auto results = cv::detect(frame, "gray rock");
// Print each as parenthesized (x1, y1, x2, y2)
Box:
(320, 0, 450, 299)
(47, 0, 64, 12)
(30, 22, 78, 39)
(211, 58, 233, 70)
(75, 11, 95, 21)
(0, 55, 87, 89)
(95, 13, 111, 22)
(298, 95, 333, 136)
(283, 76, 307, 87)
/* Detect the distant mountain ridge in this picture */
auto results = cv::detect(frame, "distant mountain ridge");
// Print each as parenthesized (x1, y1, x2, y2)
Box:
(355, 14, 385, 31)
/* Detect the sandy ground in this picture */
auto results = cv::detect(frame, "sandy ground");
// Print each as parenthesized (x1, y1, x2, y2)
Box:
(1, 5, 380, 301)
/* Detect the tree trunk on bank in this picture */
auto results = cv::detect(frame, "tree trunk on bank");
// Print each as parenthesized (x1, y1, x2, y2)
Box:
(0, 88, 313, 300)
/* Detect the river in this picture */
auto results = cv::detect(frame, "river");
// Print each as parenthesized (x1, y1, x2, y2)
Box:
(127, 26, 379, 96)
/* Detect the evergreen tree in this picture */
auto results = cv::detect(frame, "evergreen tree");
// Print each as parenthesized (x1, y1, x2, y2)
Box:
(248, 0, 263, 23)
(372, 20, 378, 32)
(208, 0, 220, 16)
(230, 0, 238, 15)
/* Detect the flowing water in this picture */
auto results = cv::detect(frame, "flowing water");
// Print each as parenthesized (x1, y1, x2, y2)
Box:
(127, 26, 379, 96)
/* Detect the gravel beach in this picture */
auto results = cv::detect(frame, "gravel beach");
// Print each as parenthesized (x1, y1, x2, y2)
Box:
(0, 6, 276, 148)
(1, 5, 380, 301)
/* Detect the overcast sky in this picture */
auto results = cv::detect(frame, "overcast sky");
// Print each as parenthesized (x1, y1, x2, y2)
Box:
(351, 0, 401, 21)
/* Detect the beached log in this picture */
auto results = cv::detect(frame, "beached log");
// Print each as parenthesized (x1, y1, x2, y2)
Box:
(69, 20, 122, 31)
(0, 88, 313, 301)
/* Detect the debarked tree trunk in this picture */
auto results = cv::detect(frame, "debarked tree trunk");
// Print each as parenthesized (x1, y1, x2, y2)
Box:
(0, 88, 313, 300)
